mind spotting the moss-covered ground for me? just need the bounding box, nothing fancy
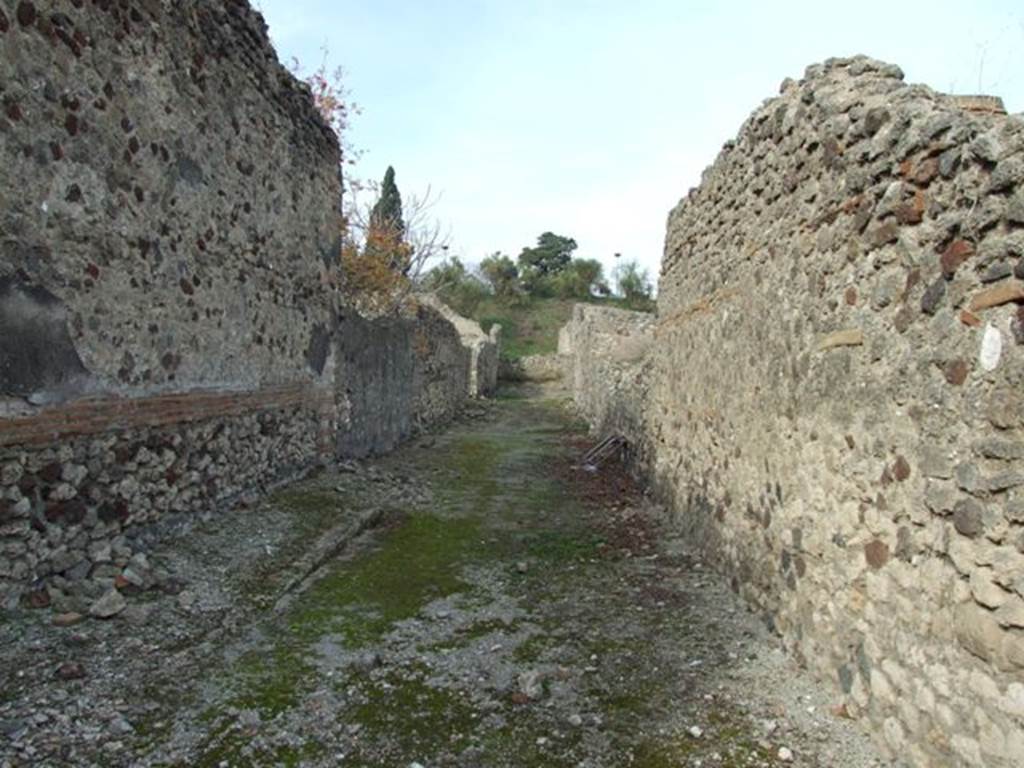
[123,395,793,767]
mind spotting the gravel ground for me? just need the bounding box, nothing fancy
[0,393,894,767]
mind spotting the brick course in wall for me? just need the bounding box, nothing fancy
[0,384,333,449]
[0,387,331,607]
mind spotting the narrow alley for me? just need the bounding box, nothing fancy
[1,393,886,767]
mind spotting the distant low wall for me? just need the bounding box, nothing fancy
[412,304,475,434]
[333,299,497,458]
[498,353,567,382]
[420,295,500,397]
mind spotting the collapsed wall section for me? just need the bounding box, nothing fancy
[420,295,500,398]
[0,0,341,607]
[572,55,1024,765]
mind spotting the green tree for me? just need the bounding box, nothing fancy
[479,252,520,296]
[547,258,604,299]
[364,166,412,275]
[517,232,577,290]
[613,259,654,309]
[370,166,405,238]
[422,257,489,316]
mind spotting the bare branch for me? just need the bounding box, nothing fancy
[340,181,453,316]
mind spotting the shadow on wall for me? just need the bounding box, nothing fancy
[333,311,416,458]
[0,276,90,402]
[333,299,499,458]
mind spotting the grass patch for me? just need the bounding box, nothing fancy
[230,645,312,715]
[518,529,602,563]
[511,630,554,664]
[475,728,584,768]
[629,728,777,768]
[477,297,576,359]
[474,296,647,360]
[441,436,506,507]
[612,705,779,768]
[344,670,477,761]
[170,395,610,764]
[455,617,517,641]
[188,511,482,761]
[192,719,326,768]
[287,512,482,647]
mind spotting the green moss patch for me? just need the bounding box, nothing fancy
[345,670,477,761]
[288,512,482,647]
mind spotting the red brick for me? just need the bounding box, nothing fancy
[941,240,974,277]
[0,384,321,447]
[959,310,981,328]
[865,539,890,569]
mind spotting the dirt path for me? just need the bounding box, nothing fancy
[0,394,890,767]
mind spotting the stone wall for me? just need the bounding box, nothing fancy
[0,0,343,608]
[0,2,495,607]
[0,0,341,398]
[572,56,1024,765]
[412,302,474,427]
[0,386,332,608]
[333,299,495,458]
[565,304,654,446]
[333,312,415,458]
[420,295,500,398]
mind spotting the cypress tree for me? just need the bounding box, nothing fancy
[370,166,405,239]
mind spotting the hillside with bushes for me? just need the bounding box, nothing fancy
[422,232,655,359]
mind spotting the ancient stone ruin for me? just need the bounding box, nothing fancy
[2,0,1023,764]
[567,56,1024,765]
[0,0,495,608]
